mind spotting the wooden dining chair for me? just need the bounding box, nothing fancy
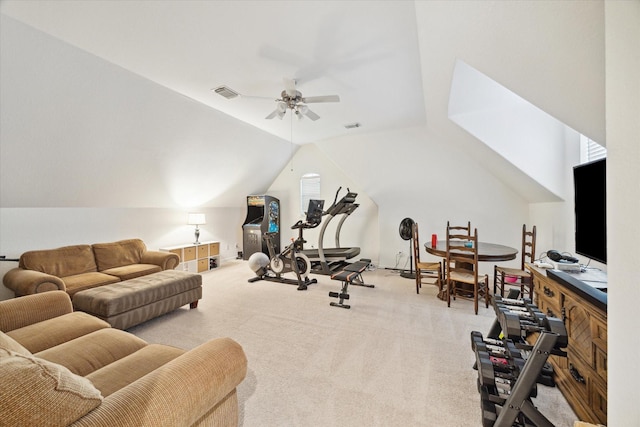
[445,222,489,314]
[493,224,537,299]
[412,222,442,294]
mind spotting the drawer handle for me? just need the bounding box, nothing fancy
[546,308,556,318]
[569,364,585,384]
[543,286,555,297]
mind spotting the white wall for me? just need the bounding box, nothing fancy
[0,15,289,209]
[606,1,640,424]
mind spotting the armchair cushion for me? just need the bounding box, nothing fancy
[0,347,103,426]
[0,331,31,356]
[7,312,110,354]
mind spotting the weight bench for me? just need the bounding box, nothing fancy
[329,258,373,309]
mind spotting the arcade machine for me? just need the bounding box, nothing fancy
[242,195,280,260]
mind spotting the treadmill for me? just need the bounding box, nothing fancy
[300,188,361,275]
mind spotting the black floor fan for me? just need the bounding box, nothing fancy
[399,217,415,279]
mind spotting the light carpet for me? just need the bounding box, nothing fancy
[128,260,577,427]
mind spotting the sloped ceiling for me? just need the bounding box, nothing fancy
[0,0,426,144]
[0,1,605,205]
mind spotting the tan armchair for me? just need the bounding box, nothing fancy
[0,291,247,426]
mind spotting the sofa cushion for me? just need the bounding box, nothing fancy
[101,263,162,281]
[92,239,146,271]
[19,244,98,278]
[86,343,185,397]
[0,347,103,426]
[6,311,111,354]
[0,331,31,356]
[61,272,121,296]
[35,328,148,377]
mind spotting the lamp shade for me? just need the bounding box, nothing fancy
[187,213,206,225]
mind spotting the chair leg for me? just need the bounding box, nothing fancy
[493,265,498,295]
[484,275,490,308]
[474,282,479,315]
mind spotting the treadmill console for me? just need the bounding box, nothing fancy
[306,199,325,227]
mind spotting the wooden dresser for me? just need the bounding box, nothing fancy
[527,264,607,425]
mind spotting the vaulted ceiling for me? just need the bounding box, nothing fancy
[1,1,605,204]
[0,1,604,143]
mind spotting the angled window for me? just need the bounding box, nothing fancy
[580,134,607,163]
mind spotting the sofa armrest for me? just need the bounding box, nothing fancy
[72,337,247,427]
[140,251,180,270]
[0,291,73,332]
[2,268,66,297]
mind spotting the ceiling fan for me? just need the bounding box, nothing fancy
[264,77,340,121]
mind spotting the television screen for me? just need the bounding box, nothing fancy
[573,158,607,264]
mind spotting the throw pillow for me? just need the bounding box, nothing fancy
[0,347,103,426]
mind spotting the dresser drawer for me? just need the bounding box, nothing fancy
[590,372,607,423]
[536,294,562,319]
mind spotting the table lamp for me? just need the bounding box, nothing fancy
[187,213,206,244]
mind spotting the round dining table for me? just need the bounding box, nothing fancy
[425,241,518,301]
[424,241,518,262]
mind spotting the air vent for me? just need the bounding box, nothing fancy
[212,85,239,99]
[344,122,361,129]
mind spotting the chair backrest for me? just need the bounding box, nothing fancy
[521,224,537,269]
[446,221,471,237]
[412,222,421,266]
[446,223,479,282]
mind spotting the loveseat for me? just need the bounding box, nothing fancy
[3,239,180,297]
[0,291,247,426]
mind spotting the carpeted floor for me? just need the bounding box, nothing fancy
[128,260,577,427]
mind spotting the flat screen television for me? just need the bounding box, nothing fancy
[573,158,607,264]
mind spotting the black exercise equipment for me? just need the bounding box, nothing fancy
[247,204,323,290]
[472,292,568,427]
[328,258,373,309]
[299,187,361,275]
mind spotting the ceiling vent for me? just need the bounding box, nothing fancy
[212,85,239,99]
[344,122,362,129]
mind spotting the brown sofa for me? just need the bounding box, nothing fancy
[3,239,180,297]
[0,291,247,426]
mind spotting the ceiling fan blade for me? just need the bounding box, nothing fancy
[302,108,320,121]
[283,77,297,97]
[266,101,287,120]
[301,95,340,103]
[265,109,279,120]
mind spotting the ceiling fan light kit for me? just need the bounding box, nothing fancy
[213,78,341,123]
[262,78,340,121]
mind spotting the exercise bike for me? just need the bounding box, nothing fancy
[247,205,323,290]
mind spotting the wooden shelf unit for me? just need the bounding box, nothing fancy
[526,264,607,425]
[160,241,220,273]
